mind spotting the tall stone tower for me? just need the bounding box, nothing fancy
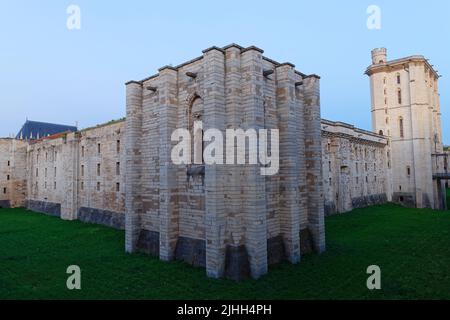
[366,48,445,209]
[124,44,326,280]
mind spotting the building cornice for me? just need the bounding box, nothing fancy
[365,55,440,78]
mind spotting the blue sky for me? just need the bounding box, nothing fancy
[1,0,449,143]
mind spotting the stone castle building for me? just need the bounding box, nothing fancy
[367,48,448,209]
[0,45,447,280]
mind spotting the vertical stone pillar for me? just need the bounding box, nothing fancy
[203,47,227,278]
[241,47,268,278]
[409,64,434,208]
[125,81,143,253]
[303,75,326,254]
[62,134,79,220]
[276,63,301,263]
[224,45,242,248]
[158,66,179,261]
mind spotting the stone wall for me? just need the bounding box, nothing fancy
[77,121,125,228]
[25,121,125,227]
[321,120,388,215]
[0,138,27,208]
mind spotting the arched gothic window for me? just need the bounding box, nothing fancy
[189,95,204,164]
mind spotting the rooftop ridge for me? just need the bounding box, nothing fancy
[126,44,314,84]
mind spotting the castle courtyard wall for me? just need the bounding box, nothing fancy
[321,120,388,215]
[25,120,125,228]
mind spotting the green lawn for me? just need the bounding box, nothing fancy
[1,204,450,300]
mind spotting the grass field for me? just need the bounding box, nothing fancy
[1,204,450,300]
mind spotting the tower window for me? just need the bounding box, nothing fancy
[81,165,84,177]
[97,182,101,191]
[98,143,101,154]
[190,95,204,164]
[97,164,101,176]
[116,162,120,175]
[116,183,120,192]
[7,161,10,166]
[117,140,121,154]
[81,146,85,157]
[7,175,10,181]
[397,74,401,84]
[407,166,411,176]
[397,89,402,104]
[3,188,6,194]
[399,117,404,138]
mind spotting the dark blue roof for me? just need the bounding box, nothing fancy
[16,120,78,140]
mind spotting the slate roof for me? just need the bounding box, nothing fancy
[16,120,78,140]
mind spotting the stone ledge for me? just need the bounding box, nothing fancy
[224,245,250,281]
[267,235,286,265]
[26,200,61,217]
[300,228,314,255]
[175,236,206,268]
[137,230,160,257]
[0,200,11,208]
[78,207,125,230]
[352,193,387,209]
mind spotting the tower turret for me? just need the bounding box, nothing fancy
[371,48,387,65]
